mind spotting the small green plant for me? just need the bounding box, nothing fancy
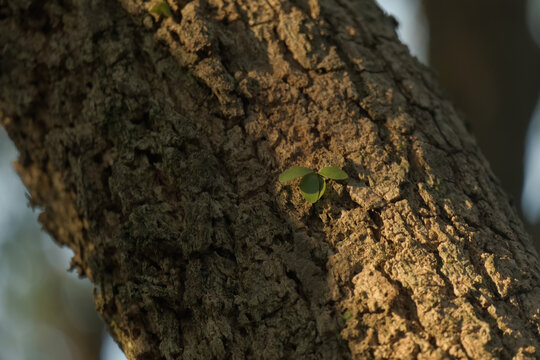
[342,310,353,321]
[278,166,348,203]
[150,0,172,17]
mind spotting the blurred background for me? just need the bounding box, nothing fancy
[0,1,539,358]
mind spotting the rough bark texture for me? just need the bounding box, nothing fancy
[1,0,540,359]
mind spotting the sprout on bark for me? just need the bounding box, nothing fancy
[278,166,348,203]
[150,1,172,18]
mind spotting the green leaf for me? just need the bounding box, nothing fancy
[299,173,324,203]
[317,176,326,201]
[343,310,353,321]
[318,166,348,180]
[279,166,314,183]
[150,1,172,17]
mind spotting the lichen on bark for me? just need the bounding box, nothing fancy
[1,0,540,359]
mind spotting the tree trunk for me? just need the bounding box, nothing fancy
[1,0,540,359]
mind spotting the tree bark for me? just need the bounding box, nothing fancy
[1,0,540,359]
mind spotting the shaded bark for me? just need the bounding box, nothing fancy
[1,0,540,359]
